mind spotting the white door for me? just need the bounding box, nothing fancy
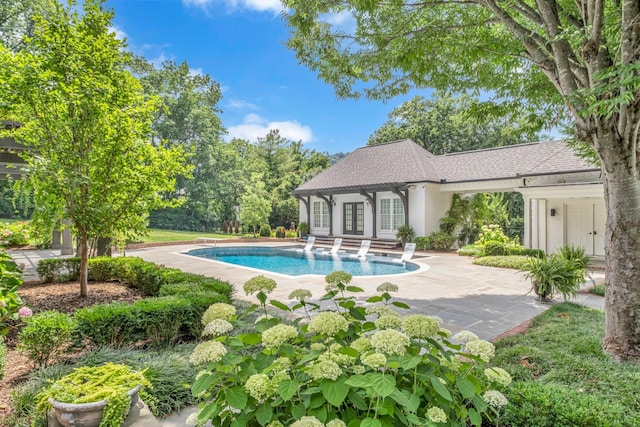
[566,201,606,256]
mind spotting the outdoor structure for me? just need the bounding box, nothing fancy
[293,139,604,257]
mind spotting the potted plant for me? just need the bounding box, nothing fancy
[395,224,415,247]
[520,249,587,301]
[35,363,152,427]
[297,221,310,238]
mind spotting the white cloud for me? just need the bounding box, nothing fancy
[226,114,313,142]
[149,53,169,68]
[228,98,259,110]
[322,10,353,26]
[189,67,203,77]
[109,25,127,41]
[182,0,285,14]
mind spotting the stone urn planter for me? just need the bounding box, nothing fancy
[48,385,141,427]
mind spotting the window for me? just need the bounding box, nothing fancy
[380,198,405,231]
[313,201,329,228]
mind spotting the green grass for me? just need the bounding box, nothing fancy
[134,228,236,243]
[589,283,605,296]
[472,255,529,270]
[494,303,640,426]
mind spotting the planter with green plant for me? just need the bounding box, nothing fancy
[35,363,152,427]
[520,246,590,301]
[297,221,310,238]
[395,223,415,247]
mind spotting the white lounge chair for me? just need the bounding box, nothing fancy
[392,242,416,263]
[296,236,316,252]
[319,238,343,256]
[349,240,371,258]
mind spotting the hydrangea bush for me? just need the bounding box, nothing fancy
[0,249,27,336]
[189,272,511,426]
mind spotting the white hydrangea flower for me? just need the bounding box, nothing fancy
[201,303,236,324]
[426,406,447,423]
[465,339,496,362]
[308,311,348,336]
[365,305,398,318]
[290,416,324,427]
[261,324,298,348]
[401,314,441,339]
[243,275,277,295]
[375,314,402,330]
[268,357,292,372]
[245,374,273,400]
[361,353,387,369]
[203,318,233,337]
[484,367,512,387]
[308,359,342,381]
[310,342,326,352]
[326,420,347,427]
[255,314,274,324]
[452,330,479,344]
[438,328,451,338]
[189,340,227,365]
[321,344,356,366]
[370,329,410,356]
[185,411,200,426]
[267,422,284,427]
[350,337,372,353]
[483,390,509,408]
[352,365,365,374]
[288,289,313,301]
[376,282,399,293]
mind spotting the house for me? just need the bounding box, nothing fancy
[292,139,604,256]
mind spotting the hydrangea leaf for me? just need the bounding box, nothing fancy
[320,378,349,407]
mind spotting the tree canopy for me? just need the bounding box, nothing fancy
[0,0,187,296]
[368,92,544,154]
[283,0,640,360]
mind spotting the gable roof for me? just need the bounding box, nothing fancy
[293,139,599,196]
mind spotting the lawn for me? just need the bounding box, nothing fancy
[133,228,236,243]
[493,302,640,426]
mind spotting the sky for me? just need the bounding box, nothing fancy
[105,0,429,155]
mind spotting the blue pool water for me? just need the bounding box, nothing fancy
[186,246,420,276]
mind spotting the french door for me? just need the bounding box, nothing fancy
[343,202,364,235]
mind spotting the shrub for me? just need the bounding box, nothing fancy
[88,257,119,282]
[189,272,511,426]
[0,336,6,381]
[73,292,230,348]
[18,310,73,368]
[458,244,483,257]
[501,381,632,426]
[0,221,30,247]
[590,283,605,296]
[64,258,81,281]
[259,224,272,237]
[473,255,531,270]
[428,230,456,251]
[521,255,582,300]
[414,236,430,250]
[505,247,545,258]
[475,224,510,246]
[395,223,415,243]
[36,259,64,283]
[484,241,507,256]
[275,226,286,238]
[0,250,26,336]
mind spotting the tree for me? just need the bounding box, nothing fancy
[0,0,187,297]
[0,0,51,52]
[283,1,640,360]
[240,173,272,236]
[369,92,543,154]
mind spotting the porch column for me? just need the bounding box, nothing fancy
[316,194,333,236]
[61,220,73,255]
[296,196,311,227]
[360,191,377,238]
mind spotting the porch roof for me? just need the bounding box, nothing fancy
[293,139,599,196]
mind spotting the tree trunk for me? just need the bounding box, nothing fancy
[79,235,89,298]
[598,133,640,361]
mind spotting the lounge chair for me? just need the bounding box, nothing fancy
[349,240,371,258]
[296,236,316,252]
[392,242,416,263]
[318,238,343,256]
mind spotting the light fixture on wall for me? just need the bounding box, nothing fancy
[550,208,556,217]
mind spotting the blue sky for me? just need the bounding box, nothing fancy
[106,0,428,154]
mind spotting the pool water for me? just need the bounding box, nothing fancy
[186,246,420,277]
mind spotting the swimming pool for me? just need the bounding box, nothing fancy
[186,246,421,277]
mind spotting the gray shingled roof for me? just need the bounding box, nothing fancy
[293,139,599,195]
[293,139,440,195]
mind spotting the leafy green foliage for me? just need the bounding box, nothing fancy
[191,272,510,426]
[240,174,272,236]
[0,221,30,247]
[419,231,456,251]
[0,249,25,336]
[395,224,415,242]
[589,283,605,297]
[17,310,73,368]
[0,336,6,381]
[34,363,152,427]
[36,258,81,283]
[494,303,640,425]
